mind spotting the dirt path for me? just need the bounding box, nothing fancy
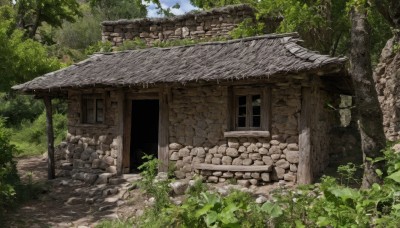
[4,156,145,228]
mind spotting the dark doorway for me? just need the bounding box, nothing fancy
[130,99,159,171]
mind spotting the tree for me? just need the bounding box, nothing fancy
[349,3,386,188]
[0,18,61,91]
[89,0,147,20]
[14,0,82,38]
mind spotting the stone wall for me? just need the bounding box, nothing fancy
[374,36,400,141]
[168,83,300,185]
[101,4,280,48]
[55,89,121,184]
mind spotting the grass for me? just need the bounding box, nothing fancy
[10,111,67,157]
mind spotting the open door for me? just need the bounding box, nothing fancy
[130,99,159,171]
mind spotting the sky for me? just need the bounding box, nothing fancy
[146,0,198,17]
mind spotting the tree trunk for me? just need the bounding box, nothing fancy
[350,6,387,188]
[44,96,55,180]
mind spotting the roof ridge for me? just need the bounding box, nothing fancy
[94,33,301,56]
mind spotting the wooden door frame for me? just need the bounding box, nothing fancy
[120,90,169,174]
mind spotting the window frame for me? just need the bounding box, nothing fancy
[231,87,271,131]
[81,93,106,124]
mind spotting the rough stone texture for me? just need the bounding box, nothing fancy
[101,5,281,48]
[374,36,400,140]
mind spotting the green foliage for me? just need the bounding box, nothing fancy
[138,154,171,213]
[337,162,359,186]
[230,18,264,39]
[0,19,62,91]
[84,40,113,55]
[11,110,67,157]
[96,218,135,228]
[115,38,147,51]
[89,0,147,20]
[15,0,82,38]
[0,117,19,219]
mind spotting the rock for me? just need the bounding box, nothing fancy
[228,140,239,149]
[193,157,205,164]
[109,178,125,185]
[268,146,281,155]
[205,154,213,163]
[103,156,114,165]
[66,197,84,205]
[251,173,260,179]
[240,153,249,159]
[262,156,273,165]
[174,171,186,179]
[275,159,290,169]
[262,143,271,149]
[104,197,119,203]
[209,146,218,154]
[213,171,223,176]
[178,148,190,157]
[271,154,280,161]
[218,146,227,154]
[182,156,192,164]
[222,172,234,178]
[155,172,168,182]
[226,148,239,157]
[96,173,114,184]
[279,143,288,150]
[255,195,268,204]
[261,173,270,182]
[259,148,269,155]
[392,144,400,153]
[219,178,226,183]
[247,144,258,152]
[243,172,251,179]
[287,143,299,151]
[235,172,243,178]
[83,173,98,184]
[170,181,189,195]
[170,152,179,160]
[106,166,117,173]
[232,158,243,165]
[290,164,298,172]
[254,160,264,165]
[250,153,261,160]
[273,167,285,180]
[212,157,221,165]
[249,179,258,185]
[270,140,280,145]
[284,173,297,182]
[169,143,183,150]
[61,162,73,170]
[286,151,299,163]
[243,158,253,165]
[208,176,218,183]
[197,148,206,158]
[237,180,250,187]
[238,146,246,153]
[222,156,232,165]
[91,159,101,169]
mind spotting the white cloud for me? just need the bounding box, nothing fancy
[146,0,198,17]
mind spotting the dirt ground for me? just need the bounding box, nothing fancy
[3,156,147,228]
[3,156,290,228]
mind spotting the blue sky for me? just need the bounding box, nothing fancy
[146,0,198,17]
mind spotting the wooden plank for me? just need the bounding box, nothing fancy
[193,164,272,172]
[261,87,272,131]
[297,87,313,184]
[224,131,270,138]
[158,87,170,172]
[227,86,234,131]
[43,96,55,180]
[122,96,132,174]
[116,91,125,175]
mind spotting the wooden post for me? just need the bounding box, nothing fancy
[158,88,170,172]
[116,91,124,175]
[297,88,313,184]
[43,96,55,180]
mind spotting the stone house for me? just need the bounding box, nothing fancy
[13,5,352,185]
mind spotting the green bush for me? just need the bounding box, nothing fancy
[11,111,67,157]
[0,117,19,219]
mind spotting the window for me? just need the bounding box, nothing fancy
[232,87,270,130]
[82,94,105,124]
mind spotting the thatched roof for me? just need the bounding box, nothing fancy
[13,33,347,93]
